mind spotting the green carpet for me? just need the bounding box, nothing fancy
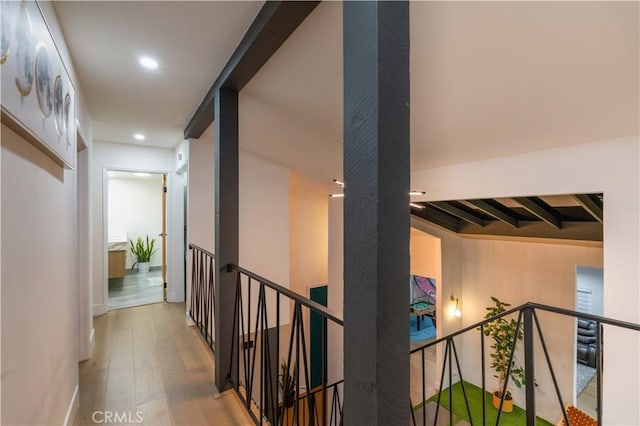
[420,381,553,426]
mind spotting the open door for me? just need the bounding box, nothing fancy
[162,174,167,301]
[310,285,328,389]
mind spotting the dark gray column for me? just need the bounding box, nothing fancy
[214,87,239,392]
[343,2,410,424]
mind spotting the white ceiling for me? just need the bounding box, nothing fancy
[54,1,638,180]
[53,1,264,148]
[241,1,639,180]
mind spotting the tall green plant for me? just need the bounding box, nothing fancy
[483,297,525,398]
[279,360,296,408]
[129,235,157,269]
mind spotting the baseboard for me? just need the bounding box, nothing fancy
[93,303,107,316]
[63,385,79,426]
[186,311,195,326]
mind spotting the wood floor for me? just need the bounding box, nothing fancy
[74,302,253,425]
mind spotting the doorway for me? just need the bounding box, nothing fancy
[575,265,603,418]
[106,170,167,310]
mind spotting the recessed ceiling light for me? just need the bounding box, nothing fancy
[133,133,145,141]
[139,56,158,69]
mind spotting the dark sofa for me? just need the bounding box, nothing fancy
[576,319,598,368]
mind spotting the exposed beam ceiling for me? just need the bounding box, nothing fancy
[428,201,485,227]
[412,193,603,242]
[513,197,562,230]
[465,199,520,228]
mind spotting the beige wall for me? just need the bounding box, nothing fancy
[289,171,329,297]
[0,4,93,423]
[460,238,602,421]
[411,217,604,421]
[187,138,215,253]
[185,136,215,318]
[410,228,441,284]
[1,125,79,425]
[411,136,639,424]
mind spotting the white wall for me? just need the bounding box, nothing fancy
[186,137,214,317]
[1,125,79,425]
[184,137,293,329]
[42,0,95,365]
[239,151,291,329]
[411,136,640,425]
[108,174,163,268]
[91,141,183,313]
[1,4,92,423]
[187,138,215,252]
[576,266,604,316]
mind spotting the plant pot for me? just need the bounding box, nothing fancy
[137,262,150,273]
[492,391,513,413]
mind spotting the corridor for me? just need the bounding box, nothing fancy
[74,303,251,425]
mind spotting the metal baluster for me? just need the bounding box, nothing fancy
[451,338,473,425]
[480,324,486,426]
[497,311,523,425]
[448,339,453,426]
[434,340,449,425]
[596,321,603,426]
[523,307,535,426]
[531,310,568,426]
[276,292,281,425]
[421,349,425,426]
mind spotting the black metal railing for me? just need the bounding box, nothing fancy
[410,302,640,426]
[188,244,216,352]
[226,264,344,425]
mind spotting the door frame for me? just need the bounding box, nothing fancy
[102,166,172,311]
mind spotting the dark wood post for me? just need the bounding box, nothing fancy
[214,87,239,392]
[343,1,410,424]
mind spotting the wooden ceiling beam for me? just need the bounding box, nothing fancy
[184,1,320,139]
[412,206,459,233]
[572,194,603,223]
[513,197,562,229]
[428,201,485,227]
[465,199,519,228]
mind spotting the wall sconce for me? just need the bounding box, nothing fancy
[450,295,462,318]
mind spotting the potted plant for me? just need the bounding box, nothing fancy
[483,296,526,413]
[129,235,157,273]
[279,360,297,424]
